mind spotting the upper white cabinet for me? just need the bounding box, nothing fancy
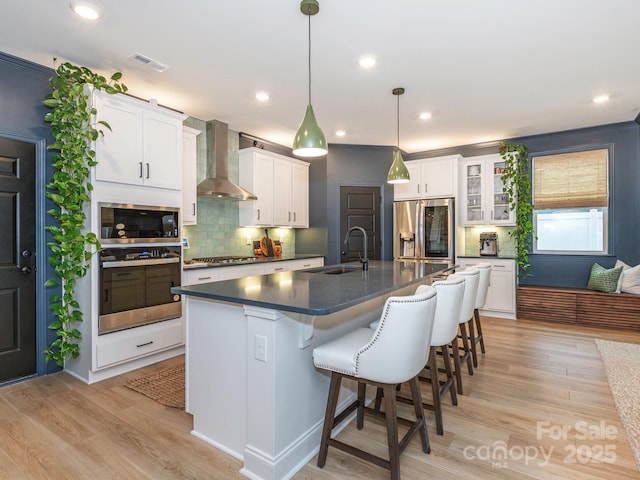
[94,91,185,190]
[273,158,309,227]
[182,126,201,225]
[393,155,460,200]
[460,154,515,226]
[239,148,309,228]
[238,148,275,226]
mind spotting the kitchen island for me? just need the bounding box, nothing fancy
[172,260,452,480]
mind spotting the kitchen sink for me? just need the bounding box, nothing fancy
[306,265,363,274]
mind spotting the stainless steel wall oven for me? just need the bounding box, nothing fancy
[99,246,182,335]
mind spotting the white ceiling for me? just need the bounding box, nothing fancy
[2,0,639,153]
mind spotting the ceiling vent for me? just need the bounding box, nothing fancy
[128,52,169,72]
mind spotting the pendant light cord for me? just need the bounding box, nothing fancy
[308,14,312,105]
[396,94,400,149]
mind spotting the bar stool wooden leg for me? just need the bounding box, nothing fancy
[382,383,400,480]
[357,382,366,429]
[459,322,474,375]
[408,376,430,454]
[474,308,486,354]
[468,317,478,368]
[440,344,457,406]
[318,371,342,468]
[451,336,464,395]
[427,346,443,436]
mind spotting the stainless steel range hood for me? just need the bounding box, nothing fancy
[197,120,257,200]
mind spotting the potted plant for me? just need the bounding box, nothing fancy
[43,60,127,367]
[499,142,535,277]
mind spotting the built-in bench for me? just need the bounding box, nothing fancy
[517,285,640,332]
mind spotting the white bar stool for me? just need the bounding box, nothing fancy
[313,288,438,480]
[454,267,479,394]
[416,275,465,435]
[471,262,492,366]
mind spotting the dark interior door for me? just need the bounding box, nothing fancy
[339,186,381,263]
[0,138,36,383]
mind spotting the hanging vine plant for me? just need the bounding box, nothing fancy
[499,142,535,277]
[43,60,127,367]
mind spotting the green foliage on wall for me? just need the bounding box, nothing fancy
[42,60,127,367]
[499,142,535,277]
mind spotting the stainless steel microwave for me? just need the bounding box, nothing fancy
[99,203,180,244]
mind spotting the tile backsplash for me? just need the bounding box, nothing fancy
[461,226,516,257]
[181,117,295,259]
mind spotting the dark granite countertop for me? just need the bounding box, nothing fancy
[183,253,325,270]
[173,260,453,315]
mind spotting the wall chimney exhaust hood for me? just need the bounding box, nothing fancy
[197,120,257,201]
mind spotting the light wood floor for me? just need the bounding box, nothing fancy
[1,317,639,480]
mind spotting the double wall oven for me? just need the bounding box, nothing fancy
[98,204,182,335]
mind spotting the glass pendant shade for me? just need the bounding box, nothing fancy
[293,104,327,157]
[387,149,410,184]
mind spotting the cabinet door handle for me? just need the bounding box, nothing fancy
[303,263,311,267]
[493,265,506,268]
[192,203,196,215]
[293,212,296,222]
[417,184,420,194]
[198,276,212,281]
[274,267,284,271]
[481,210,484,220]
[146,163,150,179]
[491,211,494,220]
[139,162,143,178]
[424,183,427,193]
[288,212,291,222]
[257,209,261,220]
[136,341,154,348]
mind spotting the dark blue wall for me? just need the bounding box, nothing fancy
[0,52,60,374]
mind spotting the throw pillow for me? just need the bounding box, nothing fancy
[621,264,640,295]
[586,263,624,293]
[614,260,631,293]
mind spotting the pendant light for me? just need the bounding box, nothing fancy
[293,0,328,157]
[387,87,411,184]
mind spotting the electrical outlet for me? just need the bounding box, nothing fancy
[246,235,252,245]
[254,334,267,362]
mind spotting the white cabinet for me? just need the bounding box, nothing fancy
[239,148,309,228]
[182,126,201,225]
[238,149,275,226]
[460,154,515,226]
[95,319,184,369]
[456,257,515,318]
[94,91,185,190]
[274,158,309,227]
[394,155,460,200]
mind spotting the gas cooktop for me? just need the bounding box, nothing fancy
[192,256,259,265]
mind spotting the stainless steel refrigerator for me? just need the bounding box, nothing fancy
[393,198,455,262]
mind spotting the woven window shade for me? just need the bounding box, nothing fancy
[533,149,608,209]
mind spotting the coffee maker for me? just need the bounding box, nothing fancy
[479,232,498,256]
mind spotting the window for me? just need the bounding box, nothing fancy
[532,148,608,254]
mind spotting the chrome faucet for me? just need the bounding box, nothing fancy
[343,226,368,271]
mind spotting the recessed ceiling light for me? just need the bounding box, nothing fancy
[593,94,610,104]
[69,2,102,20]
[358,55,377,68]
[419,112,432,120]
[335,130,346,137]
[255,92,270,101]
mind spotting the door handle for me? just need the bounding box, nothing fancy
[19,265,32,274]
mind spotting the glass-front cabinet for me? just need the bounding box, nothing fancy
[460,154,515,226]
